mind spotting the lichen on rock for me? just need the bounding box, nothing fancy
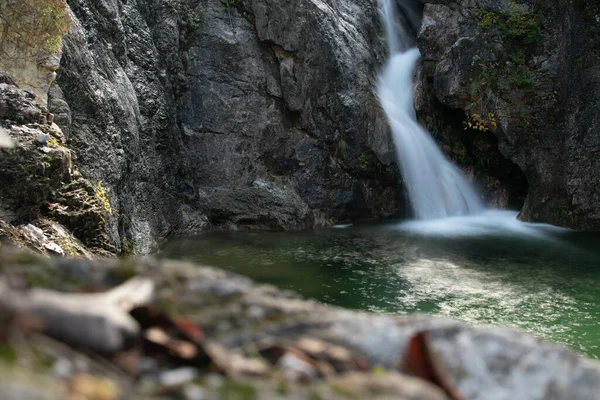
[0,73,111,258]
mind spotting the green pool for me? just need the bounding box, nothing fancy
[162,211,600,359]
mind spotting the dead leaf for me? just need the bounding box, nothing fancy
[68,373,119,400]
[144,327,198,360]
[402,331,466,400]
[295,336,368,373]
[174,319,205,342]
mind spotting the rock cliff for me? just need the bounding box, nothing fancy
[415,0,600,229]
[49,0,405,253]
[3,0,600,254]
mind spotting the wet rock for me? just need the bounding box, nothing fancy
[47,84,71,140]
[203,184,313,231]
[45,177,115,254]
[416,0,600,229]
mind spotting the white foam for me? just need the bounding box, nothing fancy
[394,210,566,238]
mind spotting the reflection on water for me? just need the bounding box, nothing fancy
[162,218,600,359]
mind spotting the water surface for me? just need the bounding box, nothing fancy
[163,212,600,359]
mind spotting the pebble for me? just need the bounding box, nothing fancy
[182,385,207,400]
[277,352,319,382]
[35,133,49,145]
[158,367,199,387]
[44,242,65,256]
[52,358,73,379]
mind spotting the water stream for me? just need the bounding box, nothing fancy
[163,0,600,361]
[379,0,485,220]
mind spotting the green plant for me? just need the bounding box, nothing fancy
[218,380,256,400]
[475,9,500,30]
[337,139,349,160]
[0,0,72,61]
[47,137,60,147]
[474,3,540,43]
[509,50,526,66]
[509,67,532,86]
[359,152,369,170]
[504,3,539,42]
[518,111,531,127]
[464,112,497,132]
[222,0,239,13]
[466,58,500,131]
[95,181,112,215]
[165,0,204,29]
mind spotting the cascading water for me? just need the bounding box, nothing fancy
[378,0,484,220]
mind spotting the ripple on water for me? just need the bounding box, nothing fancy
[163,218,600,359]
[394,257,598,357]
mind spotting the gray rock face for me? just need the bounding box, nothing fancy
[52,0,404,253]
[0,76,114,257]
[415,0,600,229]
[0,79,41,125]
[0,82,69,224]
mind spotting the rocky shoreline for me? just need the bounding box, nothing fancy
[0,248,599,400]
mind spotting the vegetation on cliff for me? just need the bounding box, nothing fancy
[0,0,71,61]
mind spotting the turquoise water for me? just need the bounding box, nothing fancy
[162,213,600,359]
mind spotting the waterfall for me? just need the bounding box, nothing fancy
[378,0,484,220]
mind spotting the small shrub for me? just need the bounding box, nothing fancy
[337,139,349,160]
[95,181,112,215]
[165,0,204,29]
[509,50,526,66]
[475,10,500,30]
[221,0,239,13]
[474,3,540,43]
[464,112,497,132]
[509,67,532,86]
[0,0,72,61]
[359,152,369,170]
[504,3,539,43]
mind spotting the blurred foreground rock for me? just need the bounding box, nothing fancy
[0,248,598,400]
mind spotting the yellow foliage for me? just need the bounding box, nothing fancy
[95,181,113,215]
[464,112,497,132]
[0,0,72,59]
